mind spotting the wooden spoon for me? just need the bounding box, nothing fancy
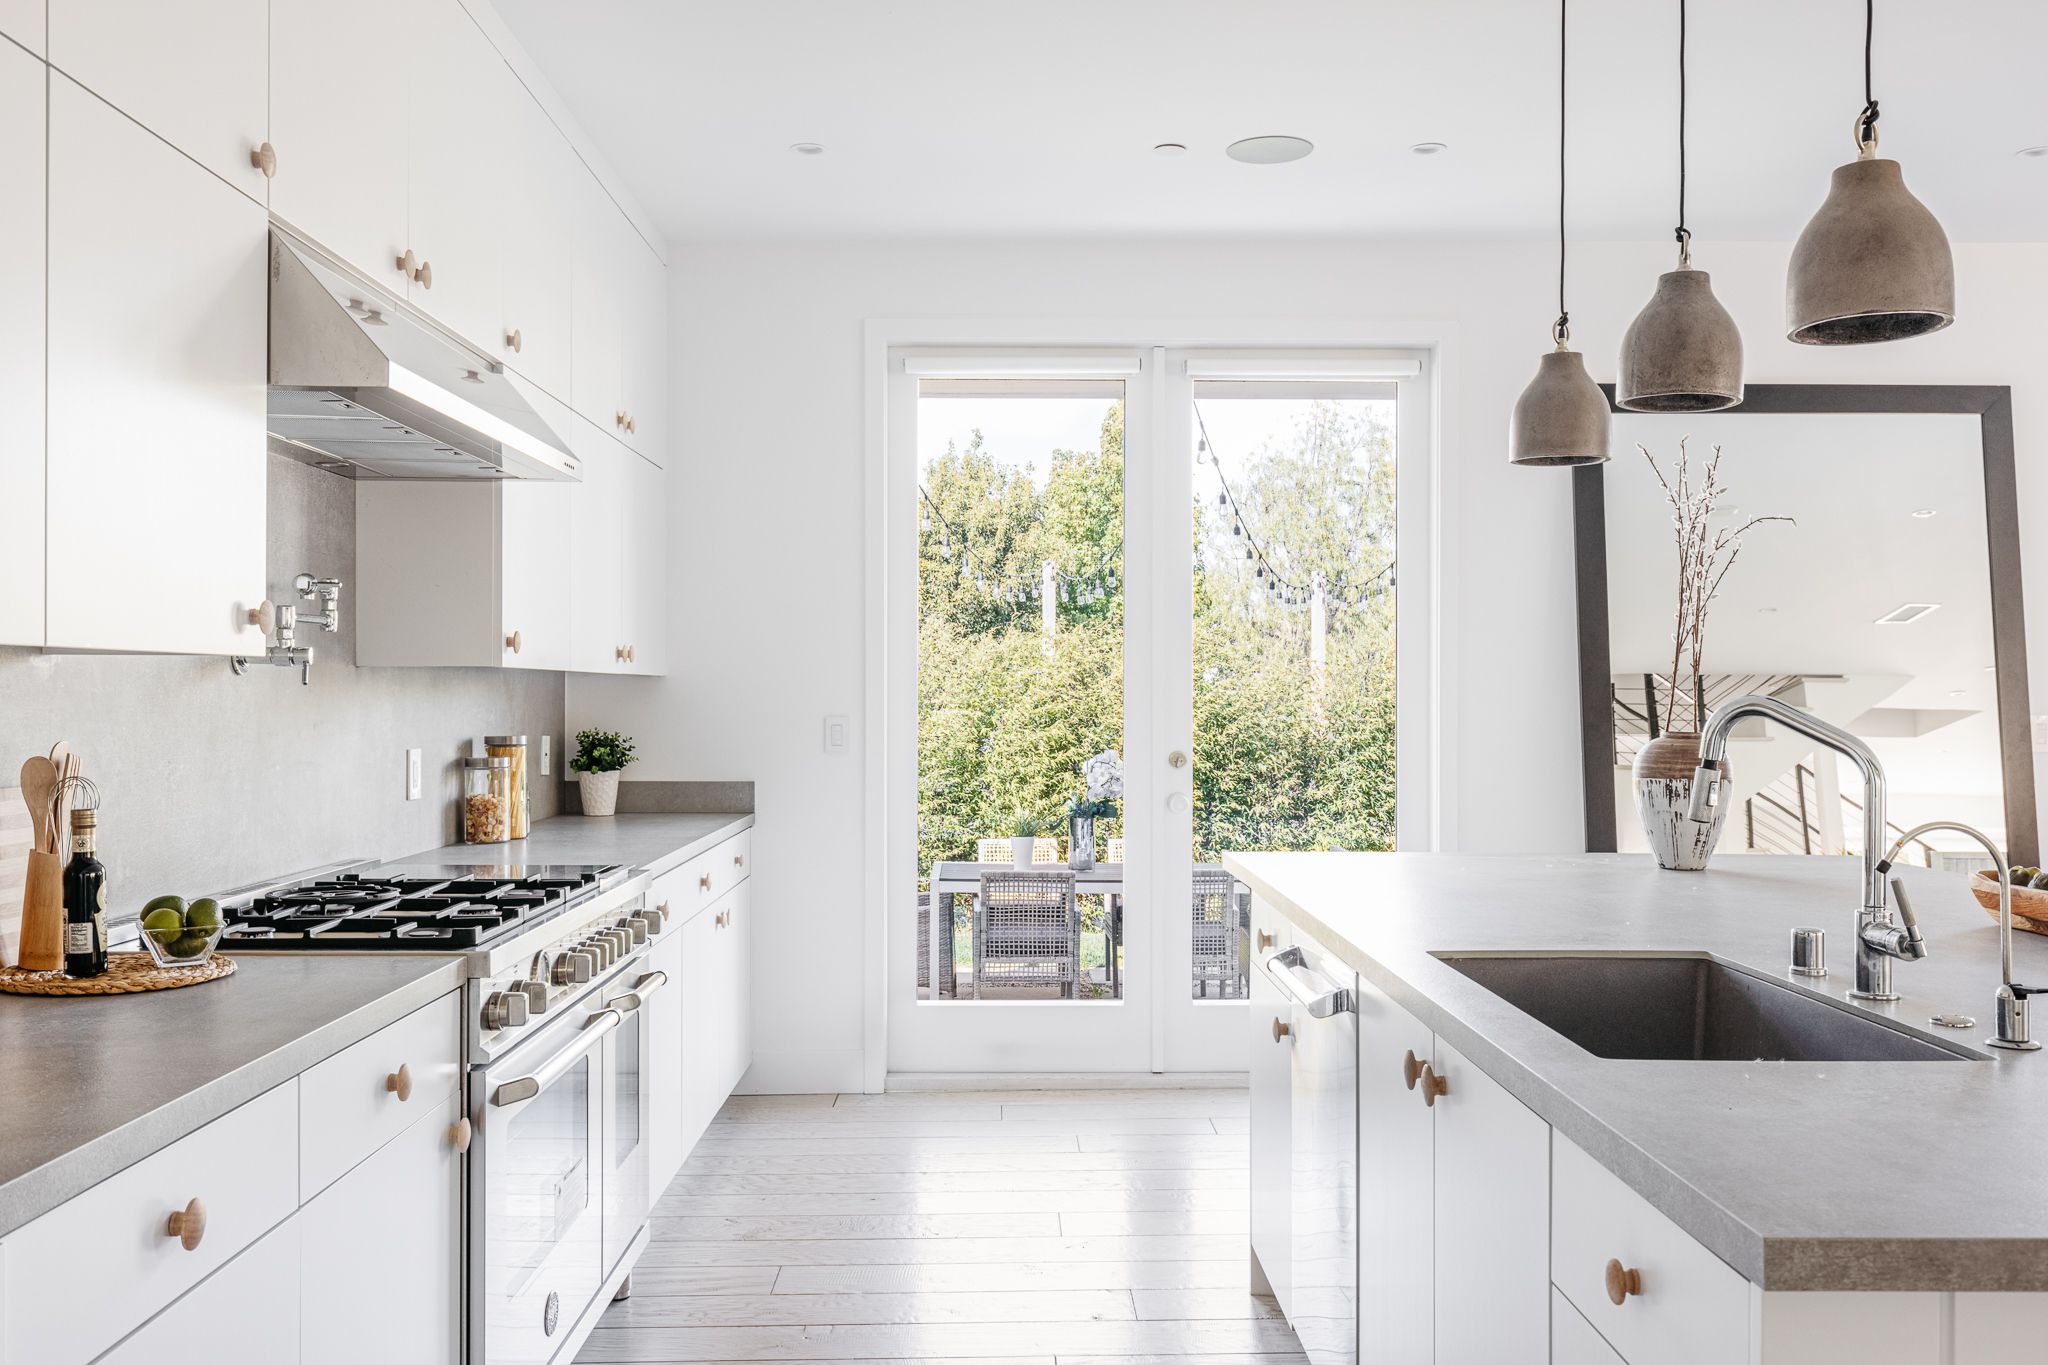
[18,757,57,854]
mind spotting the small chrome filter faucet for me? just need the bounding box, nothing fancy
[1878,822,2042,1052]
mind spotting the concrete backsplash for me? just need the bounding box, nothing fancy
[0,454,566,917]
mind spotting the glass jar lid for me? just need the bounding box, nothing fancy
[464,756,511,769]
[484,735,527,747]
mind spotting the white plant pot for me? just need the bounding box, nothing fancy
[579,770,621,818]
[1010,836,1035,866]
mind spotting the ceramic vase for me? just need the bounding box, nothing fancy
[579,769,621,818]
[1069,817,1096,871]
[1633,733,1729,871]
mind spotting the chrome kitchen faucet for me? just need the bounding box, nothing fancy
[1879,821,2042,1051]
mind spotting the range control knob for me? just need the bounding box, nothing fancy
[608,926,633,955]
[516,980,548,1014]
[624,916,649,944]
[586,937,614,969]
[551,952,592,986]
[482,990,530,1031]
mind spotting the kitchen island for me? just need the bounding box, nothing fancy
[1230,850,2048,1363]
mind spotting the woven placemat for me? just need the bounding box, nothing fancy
[0,952,236,996]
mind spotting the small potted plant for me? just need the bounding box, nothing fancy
[1008,813,1042,867]
[571,728,636,818]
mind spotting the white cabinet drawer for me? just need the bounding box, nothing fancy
[2,1082,297,1365]
[1553,1133,1748,1365]
[300,991,462,1198]
[1552,1285,1627,1365]
[1249,895,1290,959]
[98,1219,301,1365]
[1247,953,1291,1316]
[662,829,753,925]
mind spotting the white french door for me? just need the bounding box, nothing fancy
[883,344,1431,1076]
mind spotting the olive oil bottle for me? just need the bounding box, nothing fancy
[62,808,108,978]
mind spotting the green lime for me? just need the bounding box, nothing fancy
[142,907,185,939]
[168,931,211,959]
[142,894,187,918]
[185,899,222,930]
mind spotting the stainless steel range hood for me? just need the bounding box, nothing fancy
[266,230,578,482]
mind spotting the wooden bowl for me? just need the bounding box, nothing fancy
[1968,871,2048,936]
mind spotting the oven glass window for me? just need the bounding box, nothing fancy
[615,1012,642,1165]
[497,1054,592,1292]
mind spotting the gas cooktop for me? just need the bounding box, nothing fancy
[219,863,624,951]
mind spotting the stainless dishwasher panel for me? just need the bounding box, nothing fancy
[1277,933,1358,1365]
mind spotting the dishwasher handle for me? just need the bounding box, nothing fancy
[1261,944,1355,1018]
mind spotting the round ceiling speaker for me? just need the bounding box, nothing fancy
[1225,135,1314,165]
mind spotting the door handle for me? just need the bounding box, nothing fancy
[490,1009,621,1107]
[1264,945,1355,1017]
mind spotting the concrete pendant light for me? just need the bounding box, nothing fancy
[1786,0,1955,345]
[1618,0,1743,412]
[1511,0,1609,467]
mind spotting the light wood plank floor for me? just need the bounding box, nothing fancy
[577,1086,1301,1365]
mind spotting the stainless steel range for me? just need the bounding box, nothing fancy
[220,859,666,1364]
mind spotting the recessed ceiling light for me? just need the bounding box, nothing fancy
[789,142,825,156]
[1949,689,1968,697]
[2017,145,2048,159]
[1874,602,1941,625]
[1910,507,1937,518]
[1226,135,1314,165]
[1410,141,1448,156]
[1153,142,1188,157]
[1756,606,1779,615]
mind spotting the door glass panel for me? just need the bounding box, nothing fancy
[615,1015,641,1164]
[492,1055,591,1293]
[1189,382,1399,999]
[916,377,1127,1002]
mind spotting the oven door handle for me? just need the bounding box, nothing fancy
[489,1008,623,1108]
[609,969,669,1014]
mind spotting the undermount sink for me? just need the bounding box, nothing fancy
[1435,953,1976,1062]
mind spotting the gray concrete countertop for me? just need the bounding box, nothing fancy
[1225,850,2048,1292]
[393,812,754,878]
[0,954,459,1238]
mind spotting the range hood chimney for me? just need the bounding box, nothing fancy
[266,229,578,482]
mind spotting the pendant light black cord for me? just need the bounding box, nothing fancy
[1555,0,1569,340]
[1674,0,1689,254]
[1858,0,1880,145]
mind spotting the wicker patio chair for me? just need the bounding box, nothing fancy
[1105,837,1125,864]
[1192,869,1242,998]
[917,891,930,991]
[972,869,1080,999]
[975,837,1062,865]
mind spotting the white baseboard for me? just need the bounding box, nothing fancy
[734,1047,866,1095]
[885,1071,1250,1091]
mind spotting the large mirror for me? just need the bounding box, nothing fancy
[1575,386,2037,869]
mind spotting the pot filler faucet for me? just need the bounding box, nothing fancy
[1688,694,1925,1002]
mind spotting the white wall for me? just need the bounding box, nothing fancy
[569,236,2048,1092]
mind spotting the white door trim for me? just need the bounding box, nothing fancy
[862,316,1458,1092]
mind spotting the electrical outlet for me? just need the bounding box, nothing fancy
[405,748,422,800]
[540,734,552,777]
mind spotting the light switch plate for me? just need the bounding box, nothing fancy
[405,748,422,800]
[540,734,552,776]
[824,714,850,754]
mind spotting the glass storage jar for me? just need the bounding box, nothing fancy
[485,735,529,839]
[463,756,513,844]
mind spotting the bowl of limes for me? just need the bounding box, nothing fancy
[138,895,226,968]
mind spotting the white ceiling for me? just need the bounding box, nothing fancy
[494,0,2048,243]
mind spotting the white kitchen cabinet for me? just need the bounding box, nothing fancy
[497,90,578,401]
[0,43,42,647]
[298,1093,463,1365]
[49,0,268,201]
[1551,1286,1626,1365]
[675,891,724,1144]
[1431,1036,1549,1364]
[646,920,688,1195]
[620,447,668,674]
[721,877,754,1091]
[268,0,410,285]
[1247,954,1292,1314]
[0,0,41,55]
[620,233,668,466]
[97,1221,302,1365]
[404,0,516,352]
[571,171,627,437]
[1356,978,1433,1365]
[299,991,464,1199]
[45,73,269,657]
[568,417,627,672]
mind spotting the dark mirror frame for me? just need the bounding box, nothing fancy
[1573,384,2038,866]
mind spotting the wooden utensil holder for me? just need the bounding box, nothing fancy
[19,850,63,971]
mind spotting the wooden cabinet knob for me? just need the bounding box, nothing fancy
[626,415,637,434]
[245,599,272,628]
[699,873,711,891]
[386,1062,413,1102]
[615,410,628,429]
[1256,929,1274,951]
[1418,1062,1448,1107]
[1402,1049,1423,1090]
[1605,1258,1643,1305]
[249,141,277,177]
[1272,1016,1291,1044]
[397,249,418,280]
[615,645,628,662]
[505,629,522,654]
[165,1197,206,1251]
[448,1116,473,1154]
[505,327,523,353]
[733,854,743,868]
[625,644,636,662]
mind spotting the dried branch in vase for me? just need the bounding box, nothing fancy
[1640,439,1794,732]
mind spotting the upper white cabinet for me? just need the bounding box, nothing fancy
[45,74,268,656]
[567,417,626,672]
[48,0,269,201]
[404,0,514,350]
[0,0,42,55]
[497,91,578,400]
[571,169,627,436]
[620,233,668,466]
[0,43,43,647]
[269,0,411,281]
[620,447,668,674]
